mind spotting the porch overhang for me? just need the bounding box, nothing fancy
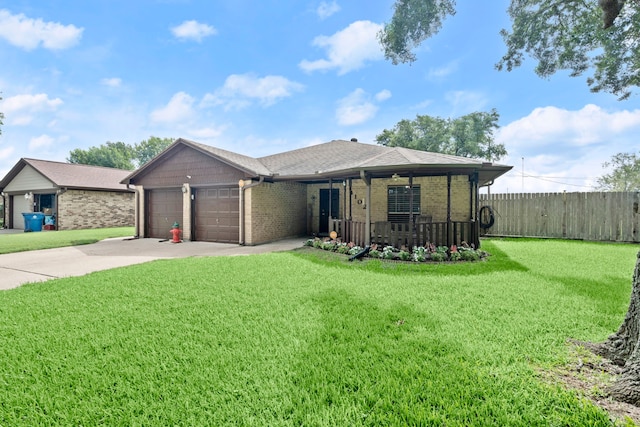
[268,162,512,186]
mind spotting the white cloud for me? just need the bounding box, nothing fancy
[487,104,640,193]
[316,1,340,19]
[101,77,122,88]
[171,20,217,42]
[150,92,196,123]
[0,9,83,50]
[299,20,384,75]
[336,88,378,126]
[2,93,63,113]
[1,93,63,125]
[202,74,304,110]
[375,89,392,102]
[498,104,640,148]
[29,134,54,151]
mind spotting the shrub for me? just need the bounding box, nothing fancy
[431,252,446,262]
[382,246,395,259]
[460,248,480,261]
[322,241,337,251]
[411,246,427,262]
[369,249,381,258]
[336,243,350,254]
[348,246,363,256]
[398,250,411,261]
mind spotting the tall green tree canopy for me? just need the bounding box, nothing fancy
[378,0,640,99]
[376,109,507,161]
[68,141,135,170]
[596,151,640,191]
[134,136,173,166]
[67,137,174,170]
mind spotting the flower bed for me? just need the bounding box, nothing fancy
[303,238,488,262]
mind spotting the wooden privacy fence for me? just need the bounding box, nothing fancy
[479,192,640,243]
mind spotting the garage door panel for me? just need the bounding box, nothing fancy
[194,187,239,243]
[147,189,182,239]
[12,196,29,229]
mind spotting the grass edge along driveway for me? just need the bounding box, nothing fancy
[0,227,135,254]
[0,238,636,426]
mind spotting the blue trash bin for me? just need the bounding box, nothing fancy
[22,212,44,232]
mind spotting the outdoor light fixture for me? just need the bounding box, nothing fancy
[392,173,400,181]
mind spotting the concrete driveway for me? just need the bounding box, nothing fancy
[0,236,306,290]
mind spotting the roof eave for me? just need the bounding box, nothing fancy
[272,163,512,182]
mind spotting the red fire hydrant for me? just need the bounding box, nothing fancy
[170,222,182,243]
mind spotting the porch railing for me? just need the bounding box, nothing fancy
[330,219,479,248]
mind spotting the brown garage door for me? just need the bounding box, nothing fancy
[194,187,239,243]
[146,189,183,239]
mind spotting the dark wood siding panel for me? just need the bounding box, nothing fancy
[146,189,182,238]
[194,187,239,243]
[135,145,246,187]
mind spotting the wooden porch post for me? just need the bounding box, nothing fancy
[328,178,333,225]
[348,178,353,220]
[471,172,480,248]
[408,174,414,248]
[361,170,371,246]
[447,173,452,247]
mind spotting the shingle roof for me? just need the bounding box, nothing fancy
[259,139,504,178]
[182,139,273,176]
[0,158,133,192]
[122,138,512,186]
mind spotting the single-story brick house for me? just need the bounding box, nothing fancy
[0,158,135,230]
[122,138,511,247]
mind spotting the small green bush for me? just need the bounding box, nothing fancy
[431,252,446,262]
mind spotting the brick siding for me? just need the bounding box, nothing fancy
[245,181,307,245]
[57,190,135,230]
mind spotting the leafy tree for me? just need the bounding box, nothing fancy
[134,136,173,167]
[67,137,174,170]
[378,0,640,99]
[68,141,135,170]
[376,109,507,161]
[596,152,640,191]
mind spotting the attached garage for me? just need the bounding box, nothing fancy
[193,187,239,243]
[146,189,182,239]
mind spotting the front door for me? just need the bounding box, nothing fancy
[319,188,339,234]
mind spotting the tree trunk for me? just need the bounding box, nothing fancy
[594,250,640,404]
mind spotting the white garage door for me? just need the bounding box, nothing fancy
[12,195,30,230]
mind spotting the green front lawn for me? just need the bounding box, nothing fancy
[0,239,636,425]
[0,227,135,254]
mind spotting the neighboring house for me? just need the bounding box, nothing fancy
[0,158,135,231]
[122,138,512,247]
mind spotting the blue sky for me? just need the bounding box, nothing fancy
[1,0,639,193]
